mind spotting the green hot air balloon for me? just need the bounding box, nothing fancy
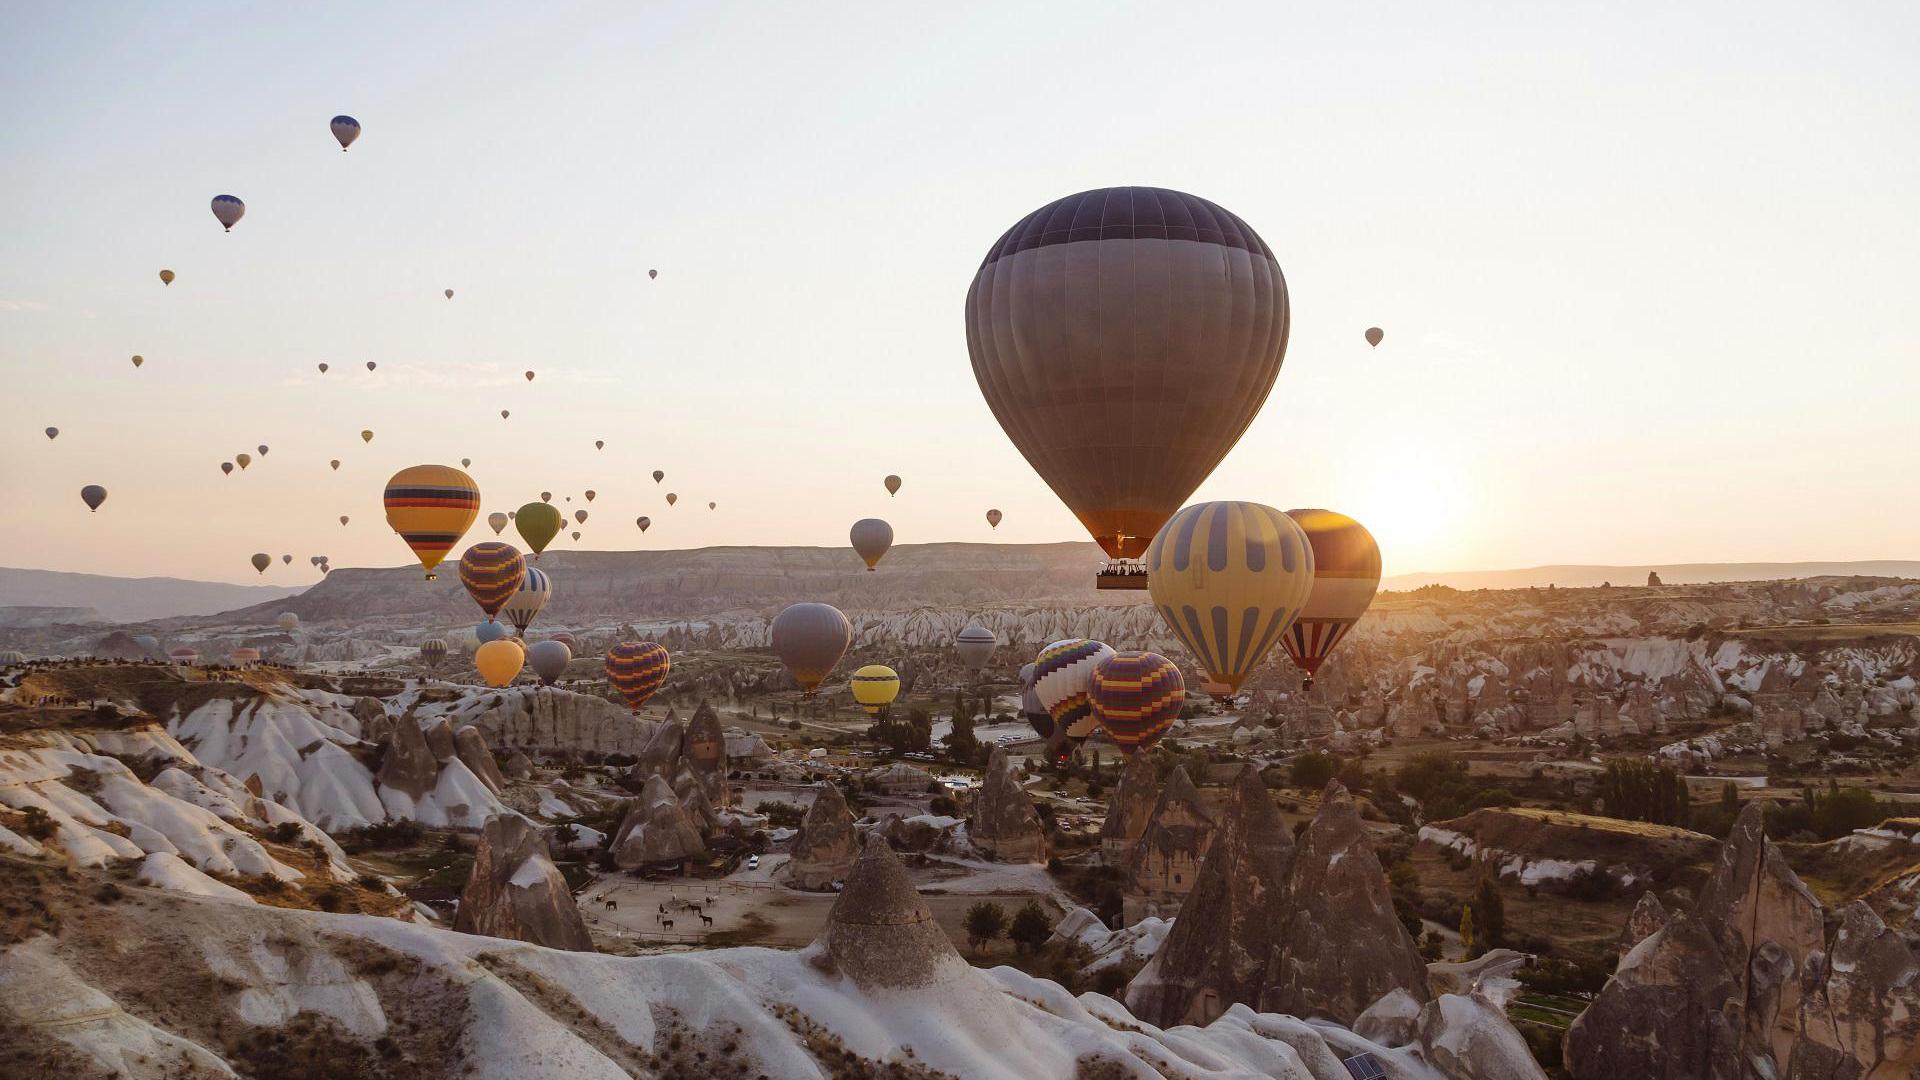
[515,501,563,558]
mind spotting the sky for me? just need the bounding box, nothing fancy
[2,2,1917,586]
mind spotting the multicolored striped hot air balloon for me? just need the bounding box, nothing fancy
[499,565,552,636]
[383,465,480,580]
[458,542,525,621]
[1280,509,1382,690]
[420,638,449,668]
[850,664,901,716]
[1033,638,1116,749]
[605,642,670,712]
[1090,651,1185,753]
[1144,501,1314,701]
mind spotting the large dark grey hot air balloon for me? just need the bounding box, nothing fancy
[849,518,893,571]
[526,639,571,685]
[770,602,852,697]
[966,187,1289,565]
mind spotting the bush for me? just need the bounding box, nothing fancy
[16,806,56,841]
[759,800,805,828]
[265,821,304,845]
[94,883,125,904]
[1009,901,1052,955]
[1290,751,1342,791]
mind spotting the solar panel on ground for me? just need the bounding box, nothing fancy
[1341,1052,1388,1080]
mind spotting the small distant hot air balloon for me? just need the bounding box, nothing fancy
[1280,509,1382,690]
[1365,327,1384,348]
[80,485,107,512]
[236,453,252,469]
[1090,651,1185,753]
[527,639,571,684]
[594,440,604,450]
[652,470,664,483]
[850,665,901,716]
[330,115,360,151]
[500,565,552,636]
[383,464,481,580]
[849,518,893,571]
[1144,501,1314,700]
[708,501,716,511]
[540,492,552,503]
[169,646,200,666]
[986,509,1002,529]
[573,510,588,525]
[366,361,377,372]
[360,430,373,443]
[954,624,998,675]
[445,289,454,300]
[221,462,234,475]
[515,502,563,557]
[45,427,58,440]
[501,410,510,420]
[420,638,449,668]
[278,612,300,632]
[211,195,245,231]
[771,603,850,697]
[635,516,650,532]
[474,639,524,688]
[281,554,291,565]
[339,515,349,526]
[583,490,596,503]
[488,512,508,535]
[666,492,677,506]
[461,458,471,467]
[159,269,175,286]
[522,371,535,382]
[605,642,670,711]
[459,542,526,621]
[130,355,144,368]
[570,530,580,541]
[329,459,341,471]
[229,647,261,668]
[884,475,902,497]
[251,553,271,574]
[648,269,658,280]
[257,444,268,456]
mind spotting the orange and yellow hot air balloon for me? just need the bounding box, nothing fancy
[1279,509,1381,690]
[382,465,480,580]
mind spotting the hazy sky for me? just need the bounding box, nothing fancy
[3,3,1916,585]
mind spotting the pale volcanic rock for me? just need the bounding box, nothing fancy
[452,814,592,952]
[1123,765,1215,921]
[454,725,507,794]
[610,774,707,867]
[1262,781,1431,1026]
[374,713,440,802]
[424,718,458,763]
[969,747,1048,863]
[1786,901,1920,1077]
[1416,993,1550,1080]
[427,684,656,757]
[1124,765,1292,1029]
[786,782,859,889]
[630,714,685,783]
[504,750,534,780]
[1619,891,1669,954]
[683,701,726,775]
[808,834,969,991]
[1100,752,1161,864]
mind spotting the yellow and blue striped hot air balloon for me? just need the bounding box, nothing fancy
[1144,501,1315,701]
[850,664,901,716]
[1280,509,1382,691]
[605,642,670,712]
[1090,651,1185,753]
[383,465,480,580]
[457,542,526,621]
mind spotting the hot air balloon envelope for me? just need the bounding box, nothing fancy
[383,465,480,579]
[515,502,563,555]
[330,115,360,150]
[770,603,851,697]
[849,518,893,570]
[499,565,552,636]
[80,485,107,512]
[1144,501,1314,700]
[1280,509,1382,690]
[458,542,526,620]
[850,665,900,715]
[954,624,998,675]
[527,639,571,684]
[1090,651,1185,753]
[605,642,671,711]
[474,639,524,687]
[211,195,245,231]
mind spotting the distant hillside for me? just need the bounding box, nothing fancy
[0,567,307,623]
[1382,561,1920,592]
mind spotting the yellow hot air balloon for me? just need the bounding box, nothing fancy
[1144,501,1315,701]
[474,639,525,688]
[850,664,901,716]
[382,465,481,580]
[1280,509,1382,690]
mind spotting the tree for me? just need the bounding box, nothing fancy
[1009,900,1052,955]
[1290,751,1342,791]
[1597,759,1690,826]
[1459,904,1475,957]
[1472,877,1505,952]
[964,901,1007,953]
[947,705,980,763]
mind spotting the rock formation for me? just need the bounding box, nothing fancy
[452,814,592,952]
[424,718,457,763]
[808,834,968,991]
[375,715,440,801]
[1647,571,1663,587]
[1124,765,1291,1029]
[610,775,707,868]
[684,701,726,773]
[1261,781,1430,1026]
[1123,765,1215,922]
[1566,802,1919,1079]
[1620,891,1667,954]
[630,714,684,783]
[1099,752,1160,864]
[787,782,858,889]
[503,750,534,779]
[447,684,655,756]
[969,747,1047,862]
[453,725,507,794]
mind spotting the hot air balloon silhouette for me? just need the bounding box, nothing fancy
[771,603,851,697]
[339,515,349,526]
[235,453,251,470]
[540,492,552,503]
[648,269,658,280]
[605,642,671,712]
[652,470,664,483]
[594,440,604,450]
[281,554,292,565]
[524,371,535,382]
[883,475,901,497]
[573,510,588,525]
[501,410,510,420]
[221,462,234,475]
[707,502,716,511]
[458,542,526,621]
[445,289,454,299]
[130,355,144,368]
[80,485,107,512]
[251,553,271,574]
[967,188,1288,575]
[849,518,892,570]
[1279,509,1381,690]
[159,269,174,286]
[382,464,480,580]
[488,512,508,535]
[329,459,340,471]
[1365,327,1384,347]
[330,115,360,151]
[986,509,1002,529]
[45,428,58,440]
[666,492,677,506]
[211,195,245,231]
[635,516,650,532]
[366,361,377,372]
[360,431,374,443]
[318,363,329,373]
[1144,501,1314,701]
[461,458,471,467]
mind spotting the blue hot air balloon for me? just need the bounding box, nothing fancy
[475,621,511,645]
